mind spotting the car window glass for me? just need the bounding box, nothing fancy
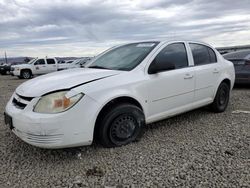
[223,50,250,59]
[208,48,217,63]
[88,42,159,71]
[34,59,45,65]
[190,44,210,65]
[154,43,188,69]
[190,43,217,65]
[47,59,55,64]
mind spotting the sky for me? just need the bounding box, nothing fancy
[0,0,250,57]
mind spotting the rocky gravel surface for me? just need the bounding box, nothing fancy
[0,75,249,188]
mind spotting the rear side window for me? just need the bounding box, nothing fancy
[34,59,45,65]
[208,48,217,63]
[190,43,217,65]
[154,43,188,69]
[47,59,56,64]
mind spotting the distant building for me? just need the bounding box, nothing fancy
[216,45,250,54]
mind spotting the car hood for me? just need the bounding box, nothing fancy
[16,68,122,97]
[12,64,31,68]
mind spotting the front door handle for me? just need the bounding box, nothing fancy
[184,73,193,79]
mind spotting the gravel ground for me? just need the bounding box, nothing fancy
[0,75,249,188]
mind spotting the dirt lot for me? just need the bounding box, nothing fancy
[0,75,249,188]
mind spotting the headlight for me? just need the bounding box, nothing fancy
[15,68,20,71]
[34,91,83,113]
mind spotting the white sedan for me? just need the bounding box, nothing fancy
[4,40,235,149]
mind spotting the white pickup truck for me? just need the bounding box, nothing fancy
[11,58,58,79]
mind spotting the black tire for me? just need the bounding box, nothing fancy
[96,103,145,148]
[21,70,31,79]
[0,71,6,75]
[210,82,230,113]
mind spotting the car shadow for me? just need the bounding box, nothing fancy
[233,84,250,89]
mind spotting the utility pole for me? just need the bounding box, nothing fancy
[4,51,8,64]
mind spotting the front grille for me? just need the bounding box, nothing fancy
[12,93,34,110]
[12,98,27,109]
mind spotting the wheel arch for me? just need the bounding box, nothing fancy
[221,78,231,88]
[93,96,144,141]
[20,68,32,75]
[213,76,232,100]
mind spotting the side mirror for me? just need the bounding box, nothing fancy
[148,59,175,74]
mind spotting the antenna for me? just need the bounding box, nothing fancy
[4,51,8,64]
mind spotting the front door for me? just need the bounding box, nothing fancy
[146,42,195,122]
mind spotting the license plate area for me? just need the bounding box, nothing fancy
[4,112,14,130]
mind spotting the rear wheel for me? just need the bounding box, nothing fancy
[96,103,145,147]
[210,82,230,112]
[0,71,6,75]
[21,70,32,79]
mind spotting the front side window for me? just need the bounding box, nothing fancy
[47,59,55,64]
[34,59,45,65]
[153,43,188,69]
[87,42,159,71]
[190,43,217,65]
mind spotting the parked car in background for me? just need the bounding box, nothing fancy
[223,50,250,84]
[11,57,58,79]
[0,64,11,75]
[58,58,92,71]
[4,40,235,149]
[58,59,79,71]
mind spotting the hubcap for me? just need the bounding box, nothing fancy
[23,72,30,78]
[110,114,137,142]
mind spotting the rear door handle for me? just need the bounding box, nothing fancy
[184,73,193,79]
[213,68,219,73]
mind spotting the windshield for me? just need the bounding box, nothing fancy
[87,42,159,71]
[73,59,81,64]
[28,58,37,64]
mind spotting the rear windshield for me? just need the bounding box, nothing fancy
[223,50,250,60]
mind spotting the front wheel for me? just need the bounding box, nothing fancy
[97,103,145,148]
[210,82,230,113]
[21,70,32,79]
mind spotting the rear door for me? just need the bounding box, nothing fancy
[146,42,195,120]
[189,43,220,103]
[46,58,57,73]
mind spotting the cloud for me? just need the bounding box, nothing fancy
[0,0,250,57]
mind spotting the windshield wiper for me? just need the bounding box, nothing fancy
[88,65,110,70]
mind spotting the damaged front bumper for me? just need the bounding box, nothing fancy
[4,93,99,149]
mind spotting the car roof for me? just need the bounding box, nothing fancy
[121,40,213,49]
